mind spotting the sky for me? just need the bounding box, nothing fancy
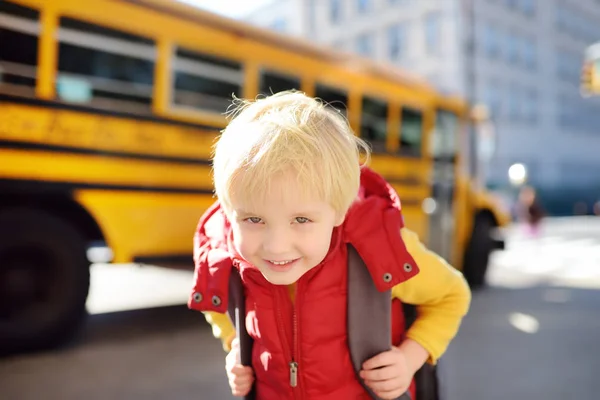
[177,0,273,18]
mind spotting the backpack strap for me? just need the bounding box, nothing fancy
[347,244,411,400]
[227,267,255,400]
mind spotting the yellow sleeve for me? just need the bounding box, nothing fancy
[203,311,235,352]
[391,228,471,364]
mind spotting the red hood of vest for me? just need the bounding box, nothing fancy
[189,166,419,313]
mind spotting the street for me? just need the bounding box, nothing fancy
[1,217,600,399]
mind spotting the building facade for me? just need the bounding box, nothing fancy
[244,0,600,212]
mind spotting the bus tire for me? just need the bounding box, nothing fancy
[0,208,90,355]
[462,214,495,289]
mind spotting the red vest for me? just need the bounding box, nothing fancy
[190,167,420,400]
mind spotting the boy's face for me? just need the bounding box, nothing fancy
[229,171,344,285]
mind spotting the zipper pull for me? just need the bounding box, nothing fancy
[289,361,298,387]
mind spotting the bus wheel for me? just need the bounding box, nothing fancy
[0,208,90,355]
[463,214,495,289]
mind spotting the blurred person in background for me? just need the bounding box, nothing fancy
[516,186,545,237]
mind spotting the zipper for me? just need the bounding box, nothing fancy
[289,360,298,387]
[290,308,299,387]
[275,285,302,399]
[292,283,302,397]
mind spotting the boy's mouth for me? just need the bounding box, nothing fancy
[265,258,300,272]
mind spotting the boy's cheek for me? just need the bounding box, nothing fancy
[231,229,259,258]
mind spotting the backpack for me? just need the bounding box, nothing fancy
[227,244,440,400]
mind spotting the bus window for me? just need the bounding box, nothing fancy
[399,107,423,157]
[172,47,243,114]
[315,83,348,116]
[57,17,155,114]
[431,110,459,159]
[361,95,388,153]
[260,70,300,95]
[0,2,39,96]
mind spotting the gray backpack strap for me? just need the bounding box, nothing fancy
[347,244,411,400]
[227,267,256,400]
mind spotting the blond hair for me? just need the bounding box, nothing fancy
[212,91,371,216]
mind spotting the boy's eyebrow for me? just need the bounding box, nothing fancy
[233,209,258,217]
[234,209,323,217]
[292,210,323,217]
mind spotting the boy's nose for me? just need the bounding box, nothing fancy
[262,228,291,255]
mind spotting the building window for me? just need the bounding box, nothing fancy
[507,33,519,64]
[483,25,500,58]
[424,13,441,55]
[484,82,502,119]
[330,0,342,24]
[557,94,574,128]
[555,5,566,31]
[387,23,406,60]
[356,0,373,14]
[508,84,520,121]
[559,95,600,133]
[555,4,600,43]
[521,0,535,16]
[556,49,580,84]
[355,32,374,57]
[522,37,536,70]
[523,88,538,124]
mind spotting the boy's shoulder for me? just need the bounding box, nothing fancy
[191,201,235,314]
[342,196,419,292]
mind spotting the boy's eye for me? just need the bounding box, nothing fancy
[295,217,311,224]
[245,217,263,224]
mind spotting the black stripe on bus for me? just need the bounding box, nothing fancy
[0,94,223,132]
[0,1,39,20]
[385,176,426,187]
[0,140,428,189]
[0,178,214,195]
[0,179,423,207]
[398,198,424,208]
[0,139,212,166]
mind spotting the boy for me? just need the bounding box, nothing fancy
[189,91,471,399]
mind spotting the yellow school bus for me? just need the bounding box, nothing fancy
[0,0,509,353]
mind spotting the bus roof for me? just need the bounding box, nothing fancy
[131,0,437,93]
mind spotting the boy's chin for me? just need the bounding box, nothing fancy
[261,269,305,286]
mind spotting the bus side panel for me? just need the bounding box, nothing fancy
[75,190,214,264]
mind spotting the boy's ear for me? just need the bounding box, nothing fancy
[334,212,346,227]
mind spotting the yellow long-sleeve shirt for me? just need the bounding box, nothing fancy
[202,227,471,364]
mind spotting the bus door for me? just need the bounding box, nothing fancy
[426,110,460,263]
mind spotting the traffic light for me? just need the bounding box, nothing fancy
[582,43,600,97]
[580,61,595,97]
